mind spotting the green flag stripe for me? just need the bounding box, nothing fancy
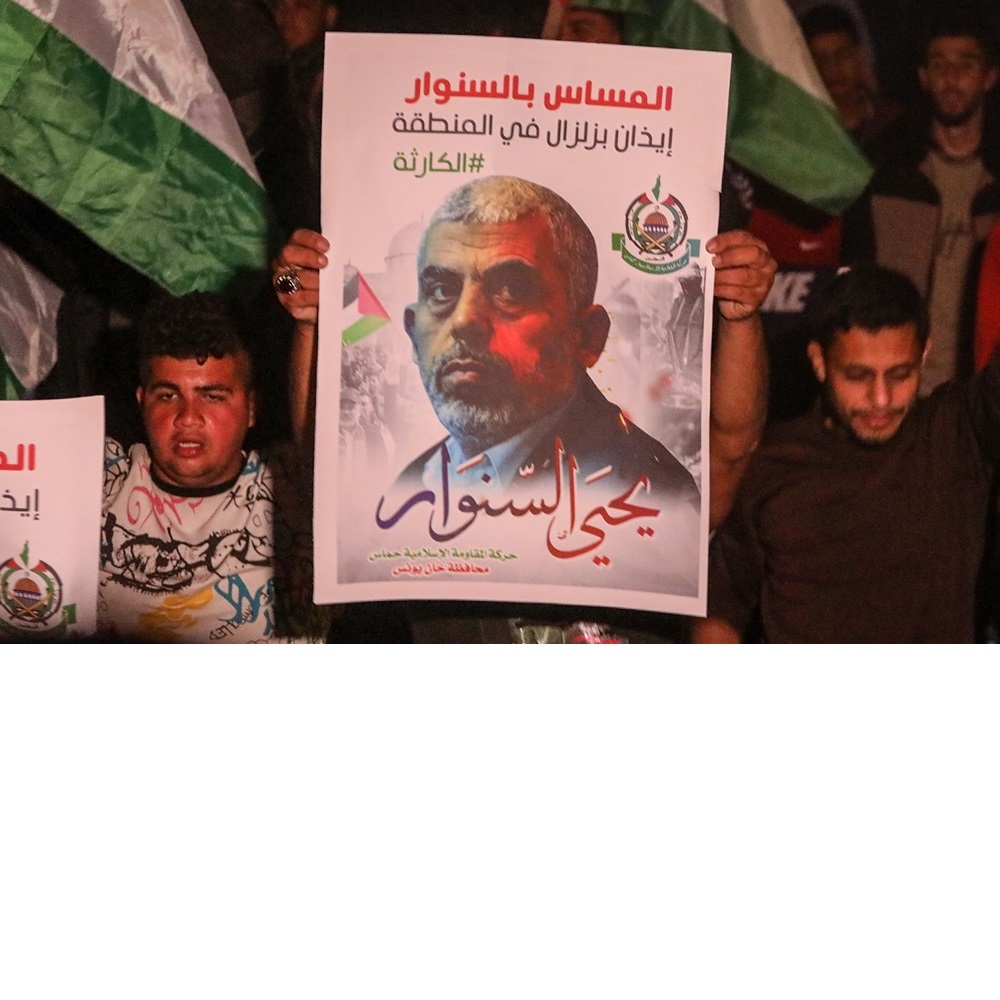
[694,0,828,103]
[628,0,872,214]
[0,0,273,294]
[726,64,870,215]
[20,0,258,177]
[342,316,389,346]
[0,352,25,400]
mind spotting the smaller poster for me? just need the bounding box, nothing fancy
[0,396,103,640]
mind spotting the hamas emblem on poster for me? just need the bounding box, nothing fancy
[0,541,73,638]
[613,176,697,275]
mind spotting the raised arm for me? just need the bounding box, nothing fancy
[705,231,775,531]
[271,229,329,448]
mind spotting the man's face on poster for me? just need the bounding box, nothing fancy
[404,212,608,448]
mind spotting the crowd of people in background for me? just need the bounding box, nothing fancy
[5,0,1000,642]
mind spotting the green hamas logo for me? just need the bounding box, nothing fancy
[612,176,697,275]
[0,541,72,638]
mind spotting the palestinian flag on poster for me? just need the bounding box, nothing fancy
[0,0,275,295]
[342,266,390,346]
[567,0,873,215]
[0,242,62,399]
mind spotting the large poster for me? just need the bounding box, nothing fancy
[0,396,103,639]
[316,34,730,615]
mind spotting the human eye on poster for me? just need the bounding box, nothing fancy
[315,34,731,615]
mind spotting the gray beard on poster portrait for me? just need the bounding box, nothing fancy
[394,373,700,507]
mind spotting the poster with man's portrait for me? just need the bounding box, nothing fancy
[316,33,730,615]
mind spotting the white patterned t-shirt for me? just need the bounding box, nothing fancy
[99,440,327,643]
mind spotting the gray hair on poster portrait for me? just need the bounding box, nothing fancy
[418,175,600,316]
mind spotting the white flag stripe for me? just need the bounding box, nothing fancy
[12,0,257,180]
[693,0,832,105]
[0,244,61,392]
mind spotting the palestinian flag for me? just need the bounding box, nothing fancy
[565,0,872,215]
[0,0,275,295]
[342,266,390,346]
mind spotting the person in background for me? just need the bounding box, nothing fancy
[718,2,892,271]
[272,0,337,52]
[858,7,1000,395]
[799,3,901,155]
[788,0,879,78]
[268,0,338,184]
[558,2,622,44]
[730,2,898,273]
[336,1,547,37]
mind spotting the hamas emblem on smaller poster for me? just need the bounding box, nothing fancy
[0,541,72,638]
[613,176,698,275]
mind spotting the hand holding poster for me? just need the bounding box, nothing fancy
[315,35,731,615]
[0,396,103,639]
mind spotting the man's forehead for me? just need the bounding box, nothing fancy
[566,8,614,25]
[145,352,250,386]
[810,30,856,51]
[829,324,923,363]
[421,214,555,268]
[927,36,987,61]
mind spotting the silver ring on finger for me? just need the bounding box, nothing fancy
[273,266,303,295]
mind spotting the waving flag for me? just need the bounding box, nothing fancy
[565,0,873,214]
[0,0,275,295]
